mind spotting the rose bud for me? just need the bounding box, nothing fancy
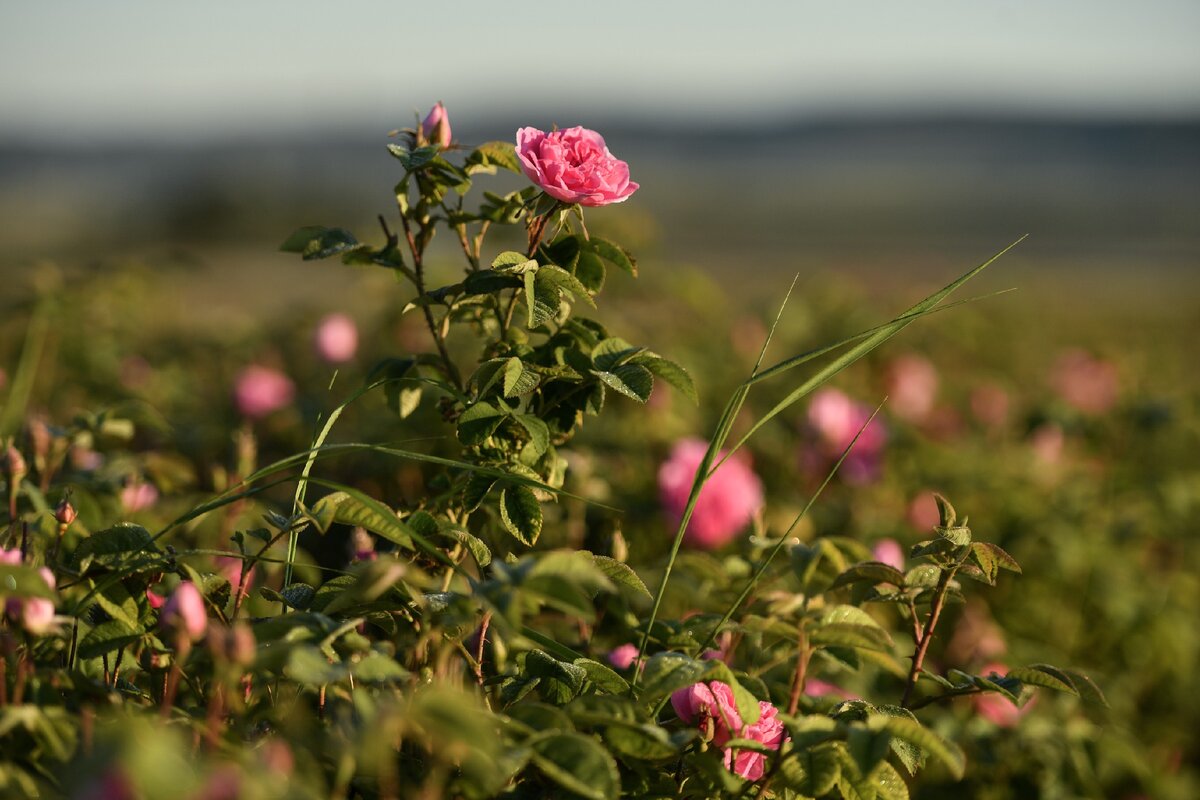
[55,498,78,526]
[421,102,452,148]
[159,581,208,641]
[6,444,26,481]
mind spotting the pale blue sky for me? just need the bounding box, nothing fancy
[2,0,1198,141]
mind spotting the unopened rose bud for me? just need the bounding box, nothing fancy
[420,102,451,148]
[55,498,77,526]
[159,581,208,642]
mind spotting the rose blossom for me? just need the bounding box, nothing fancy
[672,682,786,781]
[1,552,57,635]
[160,581,208,641]
[314,313,358,364]
[516,126,638,207]
[906,490,941,531]
[970,382,1011,429]
[804,388,887,484]
[606,643,640,670]
[871,538,906,571]
[885,354,939,423]
[658,438,763,550]
[120,480,158,513]
[1051,349,1118,415]
[235,365,295,420]
[420,102,451,148]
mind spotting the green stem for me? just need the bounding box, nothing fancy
[901,566,957,708]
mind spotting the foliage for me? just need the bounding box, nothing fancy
[0,106,1163,800]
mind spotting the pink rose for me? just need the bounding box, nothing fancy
[871,538,905,571]
[906,491,940,531]
[724,701,787,781]
[606,643,640,670]
[421,102,451,148]
[515,126,639,207]
[659,438,763,550]
[671,681,743,735]
[973,664,1035,727]
[804,388,887,484]
[0,547,20,566]
[804,678,857,700]
[314,313,358,364]
[235,365,295,420]
[1030,423,1064,465]
[1051,349,1118,415]
[886,355,939,423]
[120,480,158,513]
[160,581,208,641]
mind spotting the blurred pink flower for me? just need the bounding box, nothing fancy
[804,678,857,700]
[1030,423,1065,465]
[886,355,939,423]
[1052,349,1118,415]
[970,382,1011,429]
[216,555,254,600]
[146,588,166,609]
[871,538,905,571]
[659,438,763,549]
[235,365,295,419]
[71,445,104,472]
[120,480,158,513]
[4,563,56,635]
[314,313,358,364]
[160,581,208,641]
[804,388,887,484]
[606,643,640,670]
[973,664,1035,727]
[907,490,941,531]
[516,126,639,207]
[421,102,452,148]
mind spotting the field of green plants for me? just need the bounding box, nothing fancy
[1,109,1197,799]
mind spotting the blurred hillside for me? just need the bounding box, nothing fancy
[2,116,1197,278]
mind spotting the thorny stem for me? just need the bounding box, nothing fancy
[397,201,464,392]
[901,566,957,708]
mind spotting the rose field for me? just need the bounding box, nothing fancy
[2,87,1200,800]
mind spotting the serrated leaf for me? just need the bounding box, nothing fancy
[538,264,596,308]
[503,358,540,397]
[467,141,521,173]
[973,542,1021,573]
[595,364,652,403]
[457,401,507,445]
[873,761,910,800]
[582,237,636,277]
[832,562,908,590]
[280,583,317,610]
[386,143,440,171]
[602,722,677,761]
[493,251,538,272]
[463,473,497,512]
[633,355,698,404]
[530,732,620,800]
[778,742,841,797]
[500,485,542,546]
[1061,668,1108,706]
[279,226,365,260]
[591,555,650,598]
[96,581,140,630]
[463,269,522,295]
[440,527,491,567]
[574,658,630,694]
[309,491,414,549]
[868,716,965,780]
[77,619,142,660]
[640,652,710,703]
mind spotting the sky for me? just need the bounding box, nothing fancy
[2,0,1199,142]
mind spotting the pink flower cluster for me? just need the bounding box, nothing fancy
[804,388,887,484]
[658,438,764,550]
[671,681,786,781]
[516,126,638,207]
[0,548,56,634]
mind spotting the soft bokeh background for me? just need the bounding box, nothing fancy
[2,3,1199,797]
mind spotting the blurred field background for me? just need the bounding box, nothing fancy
[2,2,1199,798]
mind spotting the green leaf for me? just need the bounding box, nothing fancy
[440,526,492,568]
[873,762,911,800]
[284,646,345,686]
[500,485,542,546]
[386,143,441,171]
[538,264,596,308]
[525,270,560,328]
[351,651,409,683]
[832,562,908,590]
[309,491,414,549]
[279,226,365,261]
[493,251,539,272]
[77,619,143,660]
[602,722,678,761]
[95,581,140,630]
[463,269,522,295]
[70,523,159,571]
[529,732,620,800]
[972,542,1021,574]
[581,237,637,277]
[591,555,651,599]
[463,473,497,512]
[868,716,965,780]
[504,358,540,398]
[457,401,507,445]
[640,652,711,704]
[1005,664,1077,696]
[778,742,841,797]
[595,364,653,403]
[466,141,521,173]
[1061,668,1109,706]
[574,658,630,694]
[633,355,698,404]
[515,414,551,462]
